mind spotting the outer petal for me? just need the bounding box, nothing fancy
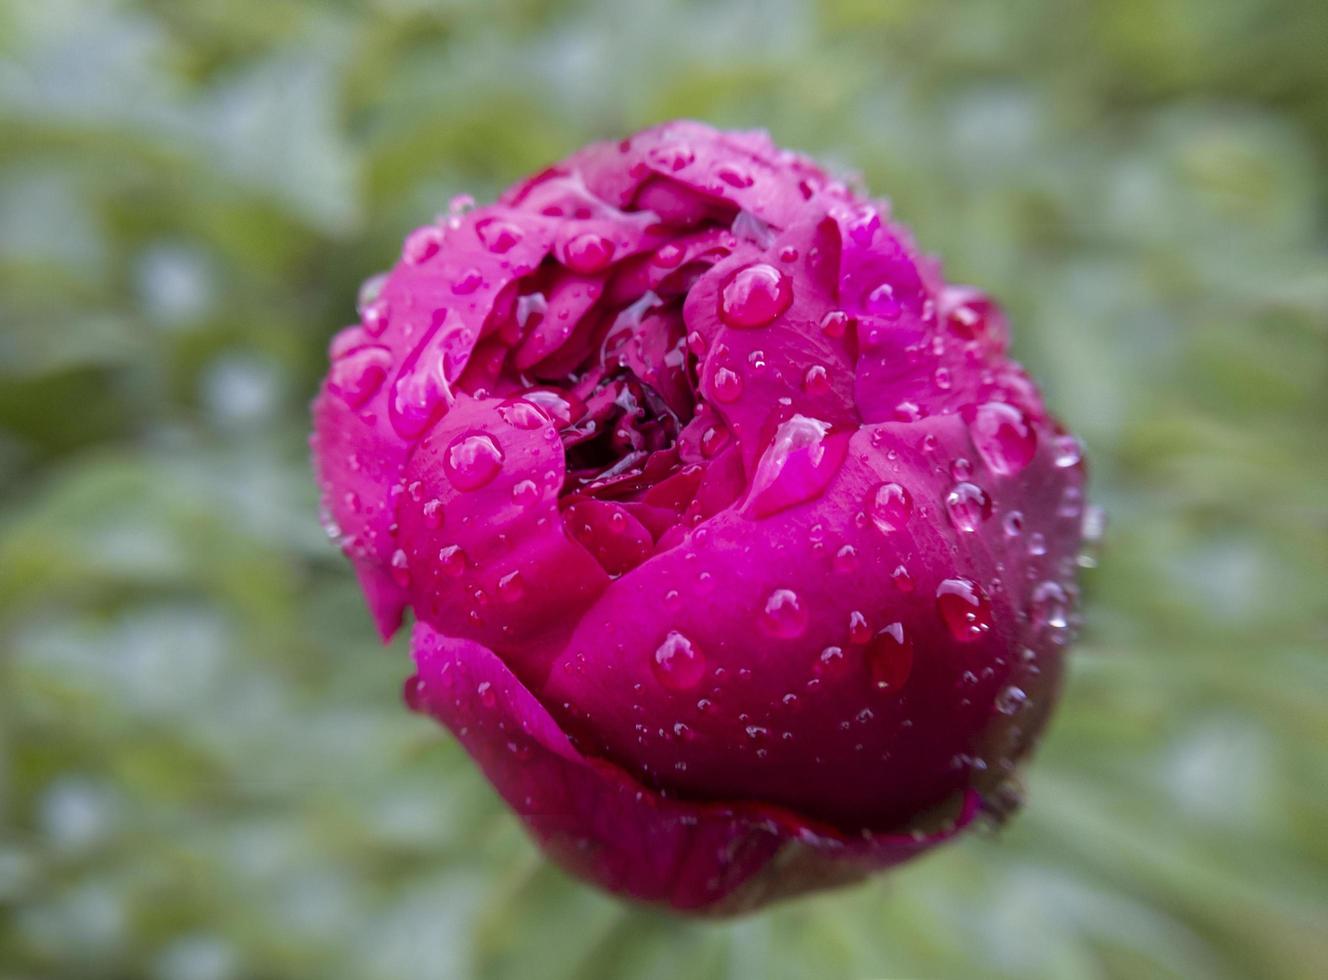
[540,411,1080,830]
[409,623,979,914]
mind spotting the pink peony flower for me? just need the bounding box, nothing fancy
[311,121,1088,914]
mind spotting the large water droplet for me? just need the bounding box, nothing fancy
[329,346,391,409]
[521,388,582,428]
[719,263,793,328]
[747,415,848,518]
[936,577,993,644]
[444,432,504,491]
[652,632,706,691]
[562,231,616,274]
[497,398,548,430]
[945,482,993,532]
[761,588,808,639]
[969,402,1037,476]
[867,482,913,534]
[390,323,456,440]
[867,623,914,693]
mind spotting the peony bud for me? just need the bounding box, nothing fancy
[311,121,1088,914]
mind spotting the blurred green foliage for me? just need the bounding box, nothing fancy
[1,1,1325,977]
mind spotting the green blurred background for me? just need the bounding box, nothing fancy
[1,1,1325,977]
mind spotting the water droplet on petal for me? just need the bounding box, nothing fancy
[848,610,872,645]
[389,324,457,439]
[422,499,445,529]
[521,388,582,428]
[451,268,484,294]
[700,424,729,458]
[476,218,523,253]
[497,398,549,430]
[358,272,388,310]
[802,364,831,395]
[995,685,1028,715]
[1053,434,1083,468]
[403,674,425,712]
[652,632,706,691]
[390,548,411,587]
[942,288,1004,345]
[497,569,526,603]
[833,545,859,573]
[711,365,744,402]
[891,564,915,592]
[936,577,993,644]
[329,346,391,408]
[562,232,616,274]
[438,544,468,576]
[893,400,924,423]
[653,242,685,268]
[945,482,993,532]
[719,263,793,328]
[361,297,390,336]
[1030,580,1070,639]
[816,645,848,677]
[864,281,900,318]
[1002,511,1024,538]
[761,588,808,639]
[846,206,881,246]
[511,479,539,506]
[444,432,504,491]
[747,415,848,517]
[868,623,914,692]
[969,402,1038,475]
[476,680,496,708]
[819,310,851,338]
[867,482,913,534]
[402,226,444,264]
